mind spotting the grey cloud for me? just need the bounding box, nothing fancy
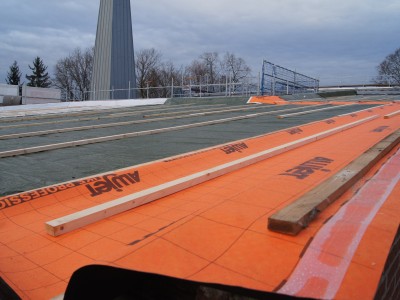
[1,0,399,85]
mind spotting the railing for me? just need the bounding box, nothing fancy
[261,60,319,96]
[61,78,262,101]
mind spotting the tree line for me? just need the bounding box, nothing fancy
[135,49,252,98]
[5,48,252,100]
[5,46,400,99]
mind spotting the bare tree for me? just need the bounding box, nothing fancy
[156,61,181,97]
[184,51,252,95]
[222,52,251,84]
[53,47,94,100]
[376,48,400,85]
[135,48,183,98]
[143,61,180,98]
[185,59,208,83]
[135,48,162,98]
[200,52,220,84]
[185,52,221,85]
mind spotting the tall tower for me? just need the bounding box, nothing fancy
[91,0,136,100]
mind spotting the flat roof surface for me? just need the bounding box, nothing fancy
[0,99,380,197]
[0,95,399,299]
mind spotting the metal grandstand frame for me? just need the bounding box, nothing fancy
[260,60,319,96]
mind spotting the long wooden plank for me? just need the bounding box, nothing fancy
[268,129,400,236]
[0,112,224,140]
[0,104,221,126]
[142,104,249,117]
[0,106,127,122]
[337,104,385,117]
[45,115,378,236]
[142,104,264,118]
[0,104,269,140]
[0,102,195,120]
[0,104,217,130]
[277,104,354,119]
[0,105,325,157]
[0,104,323,140]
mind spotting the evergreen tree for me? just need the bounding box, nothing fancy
[6,61,22,85]
[26,56,52,87]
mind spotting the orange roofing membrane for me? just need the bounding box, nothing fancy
[248,96,288,105]
[279,145,400,298]
[247,95,396,106]
[0,102,399,299]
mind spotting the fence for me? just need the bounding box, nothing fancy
[261,60,319,96]
[61,76,261,101]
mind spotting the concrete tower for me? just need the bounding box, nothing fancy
[91,0,136,100]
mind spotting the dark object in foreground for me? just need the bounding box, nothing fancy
[0,276,20,300]
[64,265,308,300]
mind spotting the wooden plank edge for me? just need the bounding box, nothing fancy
[277,104,352,119]
[45,115,378,236]
[337,104,386,117]
[384,109,400,119]
[268,129,400,235]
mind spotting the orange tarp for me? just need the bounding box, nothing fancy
[248,96,287,105]
[248,97,395,107]
[0,102,399,299]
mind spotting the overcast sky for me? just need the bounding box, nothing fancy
[1,0,399,86]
